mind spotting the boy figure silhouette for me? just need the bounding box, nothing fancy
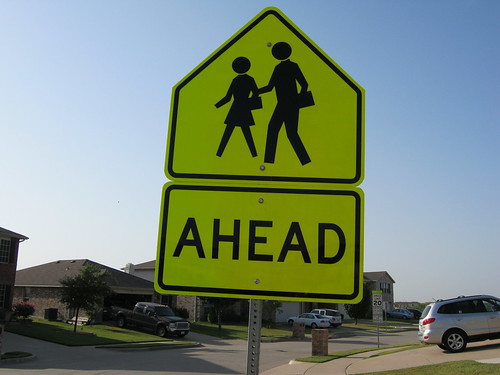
[215,56,260,158]
[259,42,311,165]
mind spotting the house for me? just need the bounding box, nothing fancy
[123,260,155,282]
[14,259,156,321]
[363,271,396,313]
[123,260,204,320]
[0,227,28,321]
[276,271,396,322]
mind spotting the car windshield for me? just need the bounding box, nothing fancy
[154,306,175,316]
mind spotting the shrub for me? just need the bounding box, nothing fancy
[13,301,35,319]
[173,307,190,319]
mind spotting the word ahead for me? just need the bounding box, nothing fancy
[155,183,364,303]
[173,218,346,264]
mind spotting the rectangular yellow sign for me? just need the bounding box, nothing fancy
[155,183,364,303]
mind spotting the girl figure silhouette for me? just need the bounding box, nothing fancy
[215,56,261,157]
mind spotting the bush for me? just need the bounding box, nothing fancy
[13,301,35,319]
[173,307,190,319]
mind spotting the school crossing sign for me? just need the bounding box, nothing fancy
[166,7,364,185]
[156,7,365,303]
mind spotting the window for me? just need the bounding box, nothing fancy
[0,284,10,308]
[438,300,475,314]
[380,282,391,294]
[0,239,11,263]
[484,298,500,312]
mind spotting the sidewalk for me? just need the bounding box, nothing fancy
[261,339,500,375]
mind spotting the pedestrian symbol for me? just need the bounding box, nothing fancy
[166,7,364,185]
[260,41,313,166]
[215,57,260,158]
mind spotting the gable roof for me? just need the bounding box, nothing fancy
[364,271,396,284]
[15,259,153,293]
[0,227,29,240]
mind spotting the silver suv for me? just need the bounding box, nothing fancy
[418,295,500,352]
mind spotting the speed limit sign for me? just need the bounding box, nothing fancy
[372,290,383,323]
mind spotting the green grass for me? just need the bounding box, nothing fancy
[342,320,417,332]
[189,320,415,341]
[5,319,188,346]
[190,322,292,340]
[358,360,500,374]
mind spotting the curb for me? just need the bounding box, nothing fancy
[0,355,37,365]
[95,342,201,351]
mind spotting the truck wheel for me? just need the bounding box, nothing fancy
[156,325,167,337]
[116,316,126,328]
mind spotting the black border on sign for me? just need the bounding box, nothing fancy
[157,184,362,301]
[167,9,364,185]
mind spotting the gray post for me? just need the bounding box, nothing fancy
[246,299,263,375]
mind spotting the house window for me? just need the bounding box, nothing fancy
[380,282,391,294]
[0,239,11,263]
[0,284,9,308]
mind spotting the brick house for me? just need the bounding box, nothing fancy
[0,227,28,321]
[14,259,156,321]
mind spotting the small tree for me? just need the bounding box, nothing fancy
[262,300,282,328]
[344,286,371,324]
[13,301,35,320]
[59,263,111,333]
[202,297,238,330]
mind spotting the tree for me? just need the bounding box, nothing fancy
[202,297,238,330]
[344,286,371,324]
[59,263,111,333]
[262,300,282,328]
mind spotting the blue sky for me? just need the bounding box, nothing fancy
[1,1,498,302]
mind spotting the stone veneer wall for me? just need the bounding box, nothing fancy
[13,286,70,320]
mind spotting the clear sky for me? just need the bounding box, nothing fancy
[1,1,498,303]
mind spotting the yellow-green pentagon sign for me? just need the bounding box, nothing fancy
[165,7,364,185]
[155,183,364,303]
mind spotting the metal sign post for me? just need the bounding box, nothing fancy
[372,290,383,348]
[246,299,263,375]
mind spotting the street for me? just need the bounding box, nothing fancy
[1,327,419,374]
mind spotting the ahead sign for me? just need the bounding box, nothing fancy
[166,7,364,185]
[155,183,363,303]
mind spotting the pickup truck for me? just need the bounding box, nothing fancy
[113,302,190,337]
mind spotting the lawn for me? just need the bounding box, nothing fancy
[359,360,500,374]
[5,319,193,347]
[189,319,415,340]
[190,322,292,340]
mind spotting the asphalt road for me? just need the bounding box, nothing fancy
[0,326,420,375]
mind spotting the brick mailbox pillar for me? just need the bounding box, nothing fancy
[311,329,329,356]
[292,321,305,339]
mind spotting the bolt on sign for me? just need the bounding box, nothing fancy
[165,7,364,185]
[156,7,365,303]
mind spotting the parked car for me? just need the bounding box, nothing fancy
[287,313,330,328]
[310,308,343,328]
[113,302,190,337]
[386,309,413,320]
[418,295,500,352]
[407,309,422,319]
